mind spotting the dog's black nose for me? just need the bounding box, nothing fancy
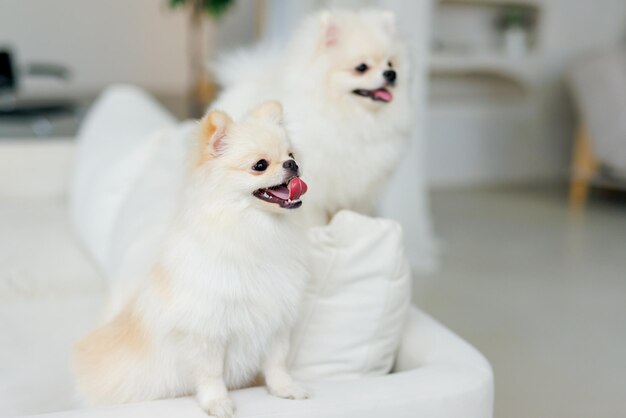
[383,70,396,83]
[283,159,299,173]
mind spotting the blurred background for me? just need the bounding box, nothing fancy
[1,1,625,417]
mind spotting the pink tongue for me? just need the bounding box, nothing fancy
[288,177,308,200]
[373,89,393,102]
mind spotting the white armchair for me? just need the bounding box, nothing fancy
[568,48,626,208]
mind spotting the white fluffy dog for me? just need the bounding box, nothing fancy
[73,101,310,417]
[212,9,411,226]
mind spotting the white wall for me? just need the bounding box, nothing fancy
[0,0,258,96]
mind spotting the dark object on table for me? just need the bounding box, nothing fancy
[0,50,17,92]
[0,48,75,118]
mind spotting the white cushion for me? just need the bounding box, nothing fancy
[0,198,104,417]
[0,198,102,299]
[0,139,74,200]
[70,85,177,273]
[107,121,196,280]
[290,211,411,379]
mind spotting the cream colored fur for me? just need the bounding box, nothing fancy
[73,101,309,417]
[212,9,412,226]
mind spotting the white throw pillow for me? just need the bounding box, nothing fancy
[70,85,176,272]
[107,121,196,281]
[289,210,412,380]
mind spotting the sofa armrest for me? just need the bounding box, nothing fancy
[393,306,494,417]
[395,306,493,375]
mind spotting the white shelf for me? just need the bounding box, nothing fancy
[438,0,542,7]
[430,51,538,85]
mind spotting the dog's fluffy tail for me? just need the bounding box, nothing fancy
[211,43,282,88]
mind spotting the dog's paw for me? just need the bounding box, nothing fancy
[268,382,310,400]
[202,397,235,418]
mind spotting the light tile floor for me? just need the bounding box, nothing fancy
[413,186,626,418]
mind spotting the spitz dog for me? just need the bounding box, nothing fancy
[73,101,310,417]
[213,9,411,226]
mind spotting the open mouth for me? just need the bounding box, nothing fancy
[253,177,307,209]
[352,87,393,103]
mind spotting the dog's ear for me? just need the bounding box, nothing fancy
[319,11,339,47]
[380,11,396,36]
[249,100,283,125]
[199,110,233,157]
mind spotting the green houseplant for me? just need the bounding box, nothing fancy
[168,0,235,116]
[495,6,536,58]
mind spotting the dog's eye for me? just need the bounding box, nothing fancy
[252,159,269,171]
[289,153,294,159]
[355,63,368,73]
[388,61,393,68]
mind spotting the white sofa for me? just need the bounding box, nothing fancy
[0,137,493,418]
[0,136,493,418]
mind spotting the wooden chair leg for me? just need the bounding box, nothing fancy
[570,178,589,210]
[569,123,597,210]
